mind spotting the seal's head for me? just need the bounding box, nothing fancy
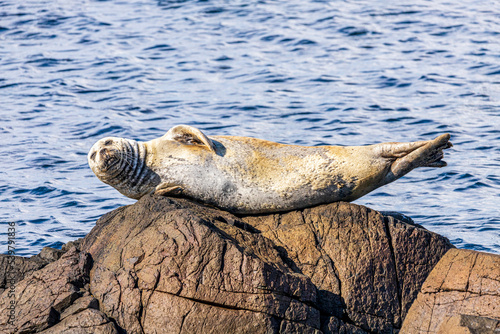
[88,137,125,180]
[88,136,158,199]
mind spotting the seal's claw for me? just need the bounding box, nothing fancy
[154,183,184,197]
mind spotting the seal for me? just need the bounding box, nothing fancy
[88,125,452,214]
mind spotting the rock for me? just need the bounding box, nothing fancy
[436,314,500,334]
[82,195,320,333]
[0,242,82,297]
[0,247,92,333]
[80,195,452,333]
[380,211,423,228]
[401,248,500,333]
[0,194,462,333]
[36,246,66,262]
[61,238,84,252]
[0,238,87,305]
[40,308,119,334]
[0,247,121,334]
[59,295,99,321]
[243,203,454,332]
[0,254,48,294]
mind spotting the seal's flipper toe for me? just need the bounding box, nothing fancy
[424,160,447,168]
[422,133,452,167]
[385,133,451,183]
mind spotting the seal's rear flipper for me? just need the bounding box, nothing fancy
[422,138,453,167]
[384,133,452,183]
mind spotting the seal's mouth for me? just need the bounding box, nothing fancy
[99,148,120,171]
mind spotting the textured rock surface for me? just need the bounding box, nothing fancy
[82,195,320,333]
[0,247,119,334]
[39,308,119,334]
[0,254,48,295]
[436,314,500,334]
[0,245,71,296]
[401,248,500,333]
[81,195,452,333]
[0,195,458,333]
[243,204,453,332]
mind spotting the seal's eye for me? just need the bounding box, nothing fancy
[90,151,96,161]
[104,139,113,146]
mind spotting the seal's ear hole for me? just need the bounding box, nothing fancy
[175,134,203,146]
[90,151,96,161]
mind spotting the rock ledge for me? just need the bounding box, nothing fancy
[2,195,487,333]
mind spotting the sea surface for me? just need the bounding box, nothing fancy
[1,0,499,256]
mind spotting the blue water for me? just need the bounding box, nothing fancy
[1,0,499,256]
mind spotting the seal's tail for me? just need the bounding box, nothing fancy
[381,134,452,183]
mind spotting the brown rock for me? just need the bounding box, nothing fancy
[436,314,500,334]
[0,247,91,333]
[0,254,48,294]
[59,295,99,320]
[0,242,80,296]
[0,194,459,333]
[80,195,452,333]
[243,202,453,332]
[40,308,119,334]
[401,248,500,333]
[61,238,84,252]
[36,246,66,262]
[82,195,320,333]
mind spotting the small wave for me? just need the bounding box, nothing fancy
[338,26,372,36]
[143,44,176,52]
[30,186,57,196]
[82,125,127,139]
[203,7,226,15]
[29,218,50,224]
[486,69,500,76]
[261,34,281,42]
[25,57,73,67]
[310,76,339,83]
[37,16,72,28]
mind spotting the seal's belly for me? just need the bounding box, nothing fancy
[171,139,377,213]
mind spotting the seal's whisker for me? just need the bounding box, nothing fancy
[118,146,134,169]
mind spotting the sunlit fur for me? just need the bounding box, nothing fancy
[88,125,451,214]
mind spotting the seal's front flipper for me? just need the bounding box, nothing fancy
[154,183,184,197]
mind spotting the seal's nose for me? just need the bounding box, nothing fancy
[98,148,119,169]
[99,148,113,160]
